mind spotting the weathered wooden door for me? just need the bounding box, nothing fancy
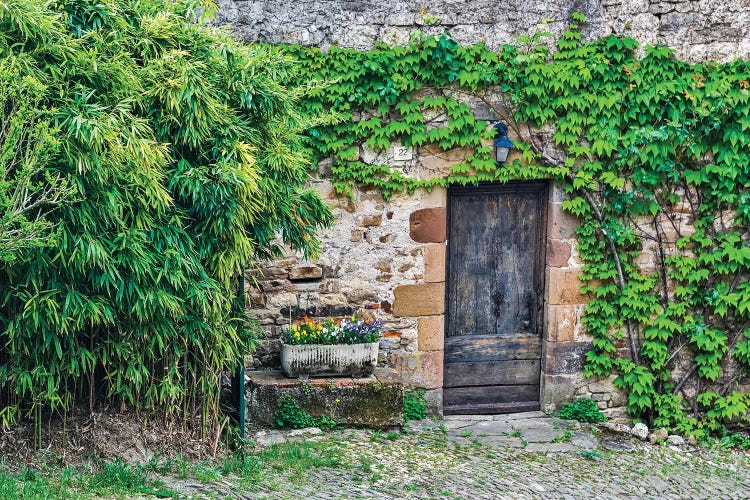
[444,182,547,415]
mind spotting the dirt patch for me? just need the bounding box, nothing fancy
[0,406,230,466]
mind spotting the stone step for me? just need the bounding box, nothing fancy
[246,369,404,430]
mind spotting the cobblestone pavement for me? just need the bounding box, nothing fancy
[167,412,750,499]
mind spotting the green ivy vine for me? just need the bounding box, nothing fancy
[267,13,750,439]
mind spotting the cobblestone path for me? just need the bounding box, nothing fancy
[167,413,750,499]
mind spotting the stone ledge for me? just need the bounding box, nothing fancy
[246,369,404,429]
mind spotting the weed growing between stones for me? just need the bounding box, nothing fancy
[553,429,574,443]
[580,450,603,460]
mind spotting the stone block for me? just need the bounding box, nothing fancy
[358,214,383,227]
[649,428,668,444]
[547,202,580,240]
[418,155,453,179]
[247,289,266,308]
[289,265,323,281]
[319,294,348,306]
[279,305,356,319]
[541,374,577,412]
[393,350,443,389]
[546,239,572,268]
[420,144,472,162]
[409,208,446,243]
[246,370,403,429]
[587,377,618,394]
[393,283,445,317]
[551,184,568,203]
[258,266,289,279]
[360,190,384,202]
[275,257,299,267]
[267,292,298,309]
[545,304,577,342]
[375,259,391,273]
[469,101,502,121]
[385,13,415,26]
[604,406,631,425]
[543,341,592,376]
[420,187,447,208]
[423,388,443,417]
[546,267,588,305]
[424,243,446,282]
[398,262,413,273]
[418,315,444,351]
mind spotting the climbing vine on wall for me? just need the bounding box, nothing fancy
[269,13,750,438]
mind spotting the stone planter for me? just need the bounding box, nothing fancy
[280,342,378,378]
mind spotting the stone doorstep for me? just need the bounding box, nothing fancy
[246,368,404,430]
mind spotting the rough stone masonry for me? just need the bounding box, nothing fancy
[218,0,749,418]
[217,0,750,62]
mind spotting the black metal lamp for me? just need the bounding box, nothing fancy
[493,122,514,164]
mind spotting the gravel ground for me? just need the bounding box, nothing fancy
[165,413,750,499]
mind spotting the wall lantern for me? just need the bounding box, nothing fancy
[493,122,514,164]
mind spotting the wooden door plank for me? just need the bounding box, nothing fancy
[448,194,500,339]
[443,384,540,406]
[444,359,541,387]
[445,335,541,362]
[447,192,474,339]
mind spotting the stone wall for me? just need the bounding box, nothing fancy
[222,0,727,421]
[216,0,750,62]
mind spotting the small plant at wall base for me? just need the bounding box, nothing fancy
[404,389,427,422]
[557,398,607,423]
[268,12,750,440]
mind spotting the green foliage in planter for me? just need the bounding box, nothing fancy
[0,0,332,437]
[557,398,607,423]
[265,14,750,437]
[403,389,427,422]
